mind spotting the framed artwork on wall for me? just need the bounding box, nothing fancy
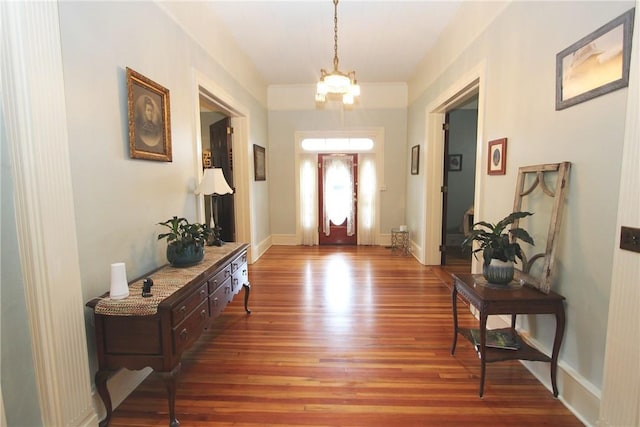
[487,138,507,175]
[411,145,420,175]
[448,154,462,172]
[127,67,172,161]
[253,144,266,181]
[556,8,635,110]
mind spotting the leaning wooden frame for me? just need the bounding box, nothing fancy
[511,162,571,294]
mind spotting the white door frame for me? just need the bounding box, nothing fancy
[422,61,486,270]
[192,70,254,261]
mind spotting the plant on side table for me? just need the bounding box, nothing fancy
[461,211,534,284]
[158,216,212,267]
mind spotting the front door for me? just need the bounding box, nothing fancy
[318,153,358,245]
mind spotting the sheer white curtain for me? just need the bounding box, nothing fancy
[299,153,318,245]
[322,156,355,236]
[357,153,377,245]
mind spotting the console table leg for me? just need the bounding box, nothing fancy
[551,305,566,397]
[478,313,488,398]
[450,286,458,355]
[243,282,252,314]
[95,370,113,427]
[159,363,181,427]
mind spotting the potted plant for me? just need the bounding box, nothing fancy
[158,216,212,267]
[461,211,535,284]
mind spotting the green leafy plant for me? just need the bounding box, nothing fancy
[461,211,535,266]
[157,216,212,253]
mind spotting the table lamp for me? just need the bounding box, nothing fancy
[195,168,233,246]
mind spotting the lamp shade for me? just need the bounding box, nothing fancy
[195,168,233,196]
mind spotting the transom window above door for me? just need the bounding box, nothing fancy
[301,138,374,152]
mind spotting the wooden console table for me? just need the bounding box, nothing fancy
[86,243,250,427]
[450,273,565,397]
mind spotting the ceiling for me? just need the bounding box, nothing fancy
[201,1,465,86]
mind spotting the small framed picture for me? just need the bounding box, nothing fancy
[487,138,507,175]
[127,68,172,161]
[556,8,635,110]
[411,145,420,175]
[253,144,266,181]
[448,154,462,172]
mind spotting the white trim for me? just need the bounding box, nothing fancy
[294,128,385,245]
[421,60,486,269]
[192,69,255,262]
[1,2,98,424]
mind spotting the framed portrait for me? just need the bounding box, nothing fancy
[253,144,266,181]
[411,145,420,175]
[127,67,172,161]
[487,138,507,175]
[556,8,635,110]
[448,154,462,172]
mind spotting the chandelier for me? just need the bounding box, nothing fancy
[315,0,360,105]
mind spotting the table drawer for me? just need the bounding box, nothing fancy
[208,265,231,294]
[172,299,208,355]
[171,281,208,327]
[231,264,247,297]
[209,278,231,318]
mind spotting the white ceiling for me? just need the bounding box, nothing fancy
[200,1,465,86]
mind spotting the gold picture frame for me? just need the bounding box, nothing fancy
[127,67,172,161]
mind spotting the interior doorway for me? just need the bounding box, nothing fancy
[318,153,358,245]
[199,96,236,242]
[441,96,478,266]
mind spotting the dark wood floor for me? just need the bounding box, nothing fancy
[107,245,582,426]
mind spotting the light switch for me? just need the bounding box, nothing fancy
[620,226,640,253]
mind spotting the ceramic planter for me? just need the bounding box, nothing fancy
[483,258,514,284]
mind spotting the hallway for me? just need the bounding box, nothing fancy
[107,246,581,426]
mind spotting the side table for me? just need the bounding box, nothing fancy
[390,228,409,255]
[450,273,565,397]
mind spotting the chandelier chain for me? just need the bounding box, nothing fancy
[333,0,339,71]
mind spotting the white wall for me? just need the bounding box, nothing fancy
[406,1,634,424]
[57,0,269,382]
[268,107,407,238]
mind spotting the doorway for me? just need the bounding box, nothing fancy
[441,96,478,266]
[318,153,358,245]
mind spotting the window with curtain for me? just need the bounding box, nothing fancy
[322,155,355,236]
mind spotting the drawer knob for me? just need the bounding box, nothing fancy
[180,328,188,341]
[213,297,218,307]
[200,309,206,319]
[179,306,186,317]
[200,289,206,299]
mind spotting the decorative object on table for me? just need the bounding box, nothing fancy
[195,168,234,246]
[109,262,129,300]
[411,145,420,175]
[470,329,521,351]
[126,67,172,162]
[461,211,534,285]
[157,216,212,267]
[487,138,507,175]
[448,154,462,172]
[315,0,360,105]
[556,8,635,110]
[253,144,266,181]
[142,278,154,298]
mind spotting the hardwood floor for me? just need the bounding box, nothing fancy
[107,246,582,426]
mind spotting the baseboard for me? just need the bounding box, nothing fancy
[90,368,152,422]
[271,234,298,245]
[486,315,600,426]
[251,235,272,262]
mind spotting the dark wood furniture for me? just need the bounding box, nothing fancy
[86,243,250,427]
[450,273,565,397]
